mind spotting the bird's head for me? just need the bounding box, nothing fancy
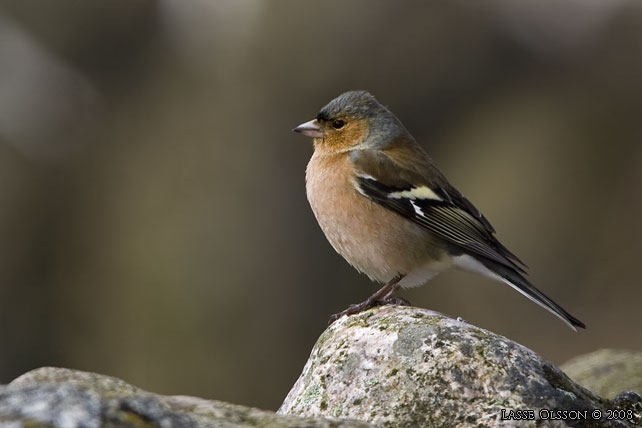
[293,91,407,153]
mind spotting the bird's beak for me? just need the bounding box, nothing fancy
[293,119,324,138]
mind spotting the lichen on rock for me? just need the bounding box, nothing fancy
[1,307,640,427]
[0,367,374,428]
[278,306,641,428]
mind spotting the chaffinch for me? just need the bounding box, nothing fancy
[294,90,585,330]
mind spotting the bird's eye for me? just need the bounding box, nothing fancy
[332,119,345,129]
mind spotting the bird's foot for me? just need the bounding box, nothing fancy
[382,296,411,306]
[328,276,410,324]
[328,300,377,324]
[327,296,412,324]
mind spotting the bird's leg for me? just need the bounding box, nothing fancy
[328,274,408,324]
[381,282,411,306]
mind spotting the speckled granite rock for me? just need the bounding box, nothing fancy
[278,306,642,428]
[561,349,642,399]
[0,367,374,428]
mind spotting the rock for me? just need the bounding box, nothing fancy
[0,367,374,428]
[278,306,642,428]
[3,310,641,428]
[561,349,642,399]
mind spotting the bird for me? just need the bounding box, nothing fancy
[293,90,585,330]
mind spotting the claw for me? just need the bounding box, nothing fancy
[328,274,408,324]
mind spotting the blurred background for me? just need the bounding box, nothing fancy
[0,0,641,411]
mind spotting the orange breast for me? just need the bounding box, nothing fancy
[305,151,445,284]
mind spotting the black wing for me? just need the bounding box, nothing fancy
[355,175,527,274]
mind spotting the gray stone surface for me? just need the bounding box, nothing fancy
[0,367,374,428]
[561,349,642,399]
[2,309,641,428]
[278,306,641,428]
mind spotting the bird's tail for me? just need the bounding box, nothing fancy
[478,258,586,330]
[455,254,586,330]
